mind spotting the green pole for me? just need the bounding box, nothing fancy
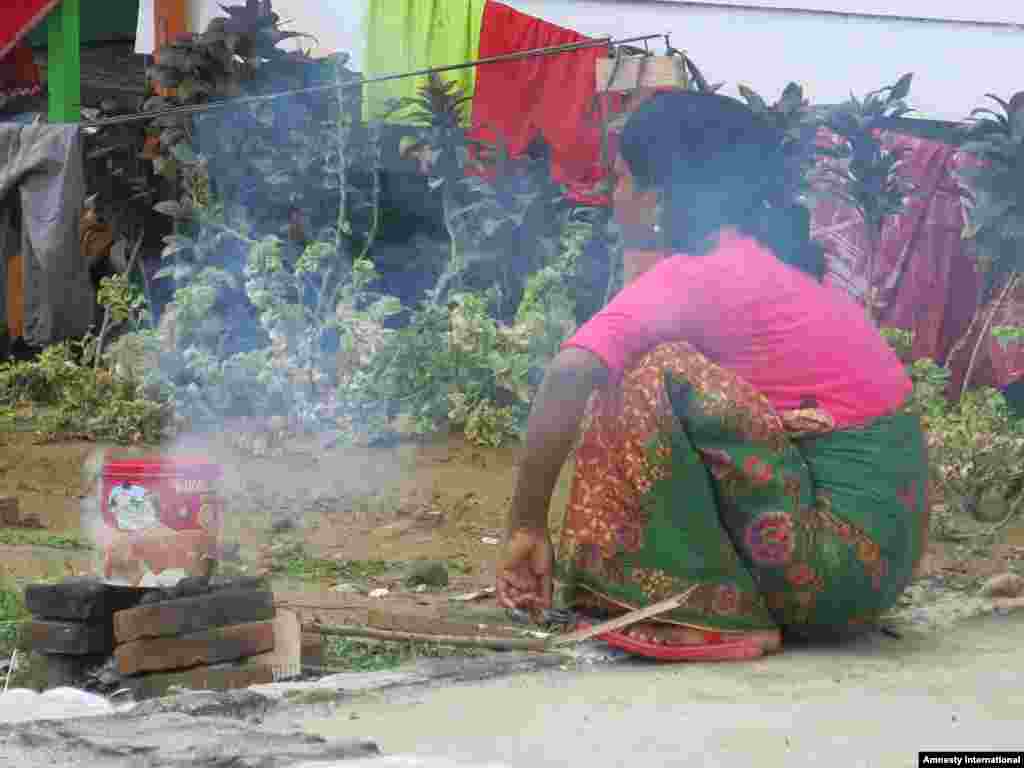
[47,0,81,123]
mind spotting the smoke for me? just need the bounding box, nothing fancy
[89,0,577,587]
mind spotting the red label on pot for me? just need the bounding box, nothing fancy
[96,456,225,587]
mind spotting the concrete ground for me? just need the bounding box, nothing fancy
[303,610,1024,768]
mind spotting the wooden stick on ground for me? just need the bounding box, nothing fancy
[548,587,699,648]
[303,623,549,653]
[305,587,699,654]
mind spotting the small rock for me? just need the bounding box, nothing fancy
[368,588,390,599]
[481,536,501,545]
[414,584,427,593]
[332,583,361,594]
[404,561,450,588]
[271,517,296,533]
[980,572,1024,599]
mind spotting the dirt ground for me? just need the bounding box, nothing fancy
[0,429,575,629]
[1,428,1022,631]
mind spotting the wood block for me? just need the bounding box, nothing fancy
[25,578,150,622]
[115,620,276,676]
[25,619,114,656]
[121,663,275,701]
[114,588,275,643]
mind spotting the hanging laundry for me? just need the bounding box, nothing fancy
[0,124,93,348]
[1,1,60,61]
[811,132,995,389]
[470,1,612,205]
[0,42,43,115]
[362,0,487,122]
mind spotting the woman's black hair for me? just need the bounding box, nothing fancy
[618,90,825,281]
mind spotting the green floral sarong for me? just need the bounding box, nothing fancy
[557,342,929,638]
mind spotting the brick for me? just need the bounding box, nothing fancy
[114,588,275,643]
[121,663,275,700]
[25,619,114,656]
[25,578,150,622]
[115,620,276,676]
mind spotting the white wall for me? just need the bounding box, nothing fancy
[186,0,366,63]
[632,0,1024,26]
[147,0,1021,122]
[504,0,1024,122]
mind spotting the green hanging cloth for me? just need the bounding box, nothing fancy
[362,0,487,122]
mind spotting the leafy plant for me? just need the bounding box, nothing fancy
[737,82,821,207]
[394,75,569,314]
[957,92,1024,266]
[339,290,532,445]
[949,91,1024,396]
[815,74,917,322]
[142,20,393,433]
[883,330,1024,537]
[0,340,173,444]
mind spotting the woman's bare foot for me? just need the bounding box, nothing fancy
[625,622,782,653]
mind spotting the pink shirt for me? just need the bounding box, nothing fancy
[563,231,911,429]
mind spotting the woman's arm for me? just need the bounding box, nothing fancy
[506,348,609,534]
[497,347,608,610]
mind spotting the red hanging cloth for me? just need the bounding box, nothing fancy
[0,41,43,112]
[810,132,1007,390]
[1,0,60,60]
[470,1,613,205]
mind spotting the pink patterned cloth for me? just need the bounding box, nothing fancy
[563,229,912,429]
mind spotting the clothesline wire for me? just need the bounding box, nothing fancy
[79,32,671,129]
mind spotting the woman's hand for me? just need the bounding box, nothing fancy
[496,528,554,612]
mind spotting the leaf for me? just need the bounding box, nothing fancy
[153,156,179,181]
[778,82,804,113]
[173,264,196,282]
[738,84,767,111]
[171,142,199,164]
[1011,106,1024,142]
[889,73,913,102]
[154,200,185,219]
[143,95,170,112]
[969,108,1009,127]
